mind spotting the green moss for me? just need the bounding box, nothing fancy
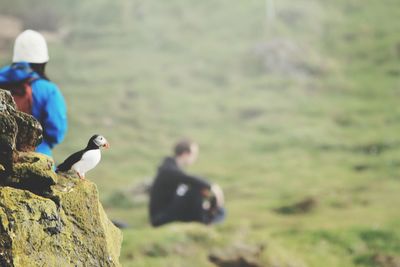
[0,89,122,266]
[7,153,57,197]
[0,180,122,267]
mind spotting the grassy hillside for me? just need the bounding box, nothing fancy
[1,0,400,266]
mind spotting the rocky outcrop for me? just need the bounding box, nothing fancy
[0,90,42,181]
[209,243,265,267]
[0,89,122,266]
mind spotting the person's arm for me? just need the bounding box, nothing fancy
[211,183,224,207]
[43,86,67,148]
[167,169,211,189]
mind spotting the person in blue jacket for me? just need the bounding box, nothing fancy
[0,30,67,157]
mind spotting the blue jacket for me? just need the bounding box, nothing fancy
[31,79,67,156]
[0,62,67,157]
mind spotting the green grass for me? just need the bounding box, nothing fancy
[1,0,400,266]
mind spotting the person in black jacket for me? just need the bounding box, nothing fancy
[149,139,225,227]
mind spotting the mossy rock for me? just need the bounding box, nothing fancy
[0,114,17,150]
[0,90,16,114]
[209,243,265,267]
[0,114,17,182]
[0,89,122,266]
[0,90,43,153]
[13,111,42,152]
[0,151,122,266]
[7,152,56,195]
[0,179,122,267]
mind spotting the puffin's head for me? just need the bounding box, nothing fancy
[89,134,110,149]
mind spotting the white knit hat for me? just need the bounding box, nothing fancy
[13,30,49,63]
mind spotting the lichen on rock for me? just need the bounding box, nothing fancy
[0,89,41,182]
[13,111,42,152]
[0,89,122,266]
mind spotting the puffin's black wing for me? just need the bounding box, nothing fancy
[56,150,85,172]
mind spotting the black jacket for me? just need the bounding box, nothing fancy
[149,157,211,225]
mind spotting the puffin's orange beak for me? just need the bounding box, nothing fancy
[103,142,110,149]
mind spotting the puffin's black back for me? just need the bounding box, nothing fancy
[56,135,101,172]
[56,149,86,172]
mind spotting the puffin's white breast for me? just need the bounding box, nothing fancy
[71,149,101,175]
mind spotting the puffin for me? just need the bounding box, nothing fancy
[56,134,110,179]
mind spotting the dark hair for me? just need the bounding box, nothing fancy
[29,63,49,80]
[174,139,195,156]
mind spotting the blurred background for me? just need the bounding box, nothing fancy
[1,0,399,266]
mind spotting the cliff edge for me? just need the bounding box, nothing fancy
[0,89,122,267]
